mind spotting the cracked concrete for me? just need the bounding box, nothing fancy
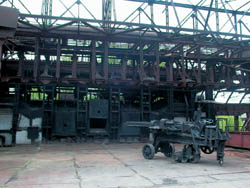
[0,143,250,188]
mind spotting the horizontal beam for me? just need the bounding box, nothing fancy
[125,0,250,16]
[19,14,250,39]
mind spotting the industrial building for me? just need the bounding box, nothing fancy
[0,1,250,187]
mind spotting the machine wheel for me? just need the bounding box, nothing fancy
[142,144,155,160]
[218,159,224,166]
[162,143,175,157]
[201,146,214,154]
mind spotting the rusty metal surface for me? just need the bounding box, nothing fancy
[227,132,250,149]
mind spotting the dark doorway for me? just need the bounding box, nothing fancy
[90,118,107,129]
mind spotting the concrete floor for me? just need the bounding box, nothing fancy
[0,143,250,188]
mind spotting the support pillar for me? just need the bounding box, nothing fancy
[168,88,174,119]
[33,37,40,79]
[167,60,173,82]
[91,40,96,83]
[17,51,24,77]
[197,47,201,84]
[104,41,109,81]
[234,115,239,132]
[181,47,187,83]
[0,40,4,78]
[56,39,61,79]
[155,43,160,83]
[205,86,215,120]
[121,56,127,80]
[72,53,77,78]
[139,44,144,82]
[165,0,169,32]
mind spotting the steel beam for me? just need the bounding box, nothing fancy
[139,43,144,82]
[234,115,239,131]
[56,39,61,79]
[167,59,173,82]
[126,0,250,16]
[121,55,127,80]
[155,43,160,83]
[0,40,4,78]
[33,37,40,79]
[19,14,250,39]
[104,41,109,81]
[17,51,24,77]
[72,53,77,78]
[91,40,96,83]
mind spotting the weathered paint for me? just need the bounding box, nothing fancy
[227,132,250,149]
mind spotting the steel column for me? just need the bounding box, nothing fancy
[56,39,61,79]
[17,51,24,77]
[234,115,239,132]
[0,40,4,78]
[165,0,169,32]
[72,53,77,78]
[91,40,96,83]
[167,60,173,82]
[121,56,127,80]
[139,43,144,82]
[197,47,201,84]
[104,41,109,81]
[155,43,160,83]
[33,37,40,79]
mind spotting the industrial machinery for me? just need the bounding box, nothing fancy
[0,1,250,143]
[126,109,230,165]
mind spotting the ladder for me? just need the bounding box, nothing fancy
[42,85,54,141]
[140,87,151,121]
[12,84,20,145]
[109,88,120,139]
[76,86,88,138]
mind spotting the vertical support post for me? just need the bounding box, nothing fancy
[168,88,174,119]
[167,60,173,82]
[197,47,201,84]
[33,37,40,79]
[226,67,232,86]
[215,0,219,34]
[239,20,242,41]
[17,51,24,77]
[165,0,169,32]
[104,41,109,81]
[139,43,144,82]
[234,115,239,132]
[155,43,160,83]
[208,63,214,84]
[102,0,112,28]
[132,59,136,81]
[56,39,61,79]
[150,3,154,24]
[205,86,215,120]
[91,40,96,83]
[121,56,127,80]
[234,13,238,41]
[72,53,77,78]
[193,9,198,34]
[181,47,186,82]
[0,40,4,78]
